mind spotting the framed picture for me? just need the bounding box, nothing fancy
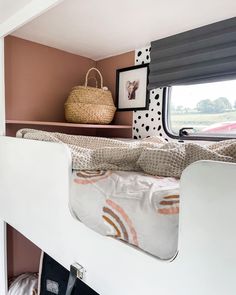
[116,64,149,111]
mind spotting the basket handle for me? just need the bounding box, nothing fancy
[85,67,103,89]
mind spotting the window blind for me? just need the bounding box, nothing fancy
[149,17,236,89]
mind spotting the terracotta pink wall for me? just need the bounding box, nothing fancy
[96,52,134,137]
[5,36,95,122]
[96,52,134,125]
[7,226,41,277]
[5,36,134,138]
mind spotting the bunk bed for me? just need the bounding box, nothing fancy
[1,1,236,294]
[0,136,235,295]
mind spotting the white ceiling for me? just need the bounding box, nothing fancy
[12,0,236,60]
[0,0,32,24]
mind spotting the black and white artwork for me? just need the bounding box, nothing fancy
[116,64,149,111]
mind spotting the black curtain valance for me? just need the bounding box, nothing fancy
[149,17,236,89]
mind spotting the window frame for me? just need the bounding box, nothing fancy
[162,87,236,142]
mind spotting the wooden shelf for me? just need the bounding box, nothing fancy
[6,120,132,129]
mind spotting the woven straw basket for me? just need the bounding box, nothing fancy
[65,67,116,124]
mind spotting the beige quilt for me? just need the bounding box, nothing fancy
[17,129,236,178]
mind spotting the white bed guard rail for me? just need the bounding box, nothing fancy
[0,136,235,295]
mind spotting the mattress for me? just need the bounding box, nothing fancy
[70,170,180,259]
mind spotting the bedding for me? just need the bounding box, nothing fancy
[17,128,236,178]
[70,170,180,259]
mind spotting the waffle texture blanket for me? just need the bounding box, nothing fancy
[17,129,236,178]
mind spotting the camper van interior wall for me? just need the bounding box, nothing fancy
[133,87,166,140]
[133,47,168,140]
[2,1,236,294]
[116,64,149,111]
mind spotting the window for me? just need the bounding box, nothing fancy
[166,79,236,138]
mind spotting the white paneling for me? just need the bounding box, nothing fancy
[0,221,7,295]
[0,38,5,136]
[12,0,236,60]
[0,137,236,294]
[0,37,7,295]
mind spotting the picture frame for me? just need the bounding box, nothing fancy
[116,64,149,111]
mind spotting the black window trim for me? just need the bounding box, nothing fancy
[162,86,236,142]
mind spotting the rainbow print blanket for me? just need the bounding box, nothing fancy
[70,170,179,259]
